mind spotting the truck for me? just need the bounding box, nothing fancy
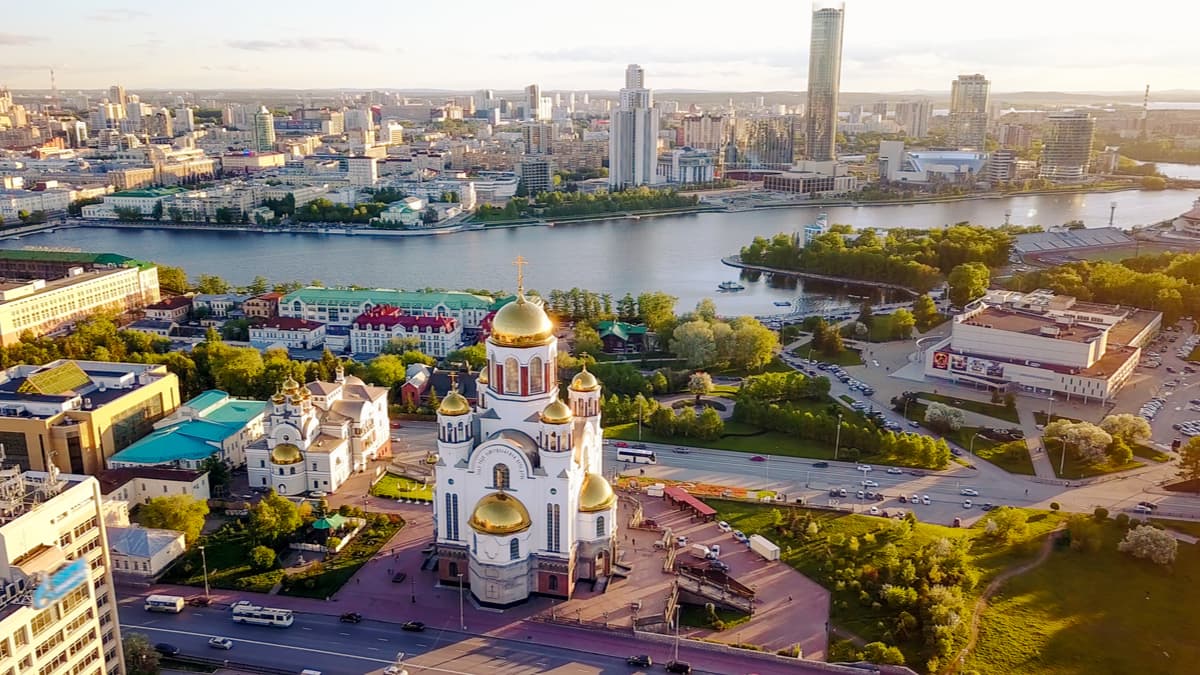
[689,544,713,560]
[749,534,780,561]
[645,483,665,498]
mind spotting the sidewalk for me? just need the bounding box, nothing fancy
[1018,406,1058,480]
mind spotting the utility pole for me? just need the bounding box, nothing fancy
[200,545,211,601]
[457,574,466,630]
[834,413,844,461]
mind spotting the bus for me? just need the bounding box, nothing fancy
[616,447,657,464]
[231,601,295,627]
[143,595,185,613]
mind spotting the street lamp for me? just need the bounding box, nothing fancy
[411,576,416,604]
[457,573,466,630]
[1059,438,1070,477]
[673,604,682,665]
[833,413,844,461]
[1109,200,1117,226]
[969,433,985,457]
[199,545,211,601]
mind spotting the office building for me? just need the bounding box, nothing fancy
[656,148,715,184]
[729,116,796,169]
[521,123,555,155]
[805,2,845,161]
[986,149,1018,183]
[608,64,661,189]
[524,85,551,122]
[0,468,125,675]
[949,74,990,150]
[517,158,552,196]
[923,289,1159,402]
[894,100,931,139]
[174,107,194,134]
[1039,112,1095,183]
[252,106,276,152]
[107,390,266,470]
[678,114,727,152]
[108,85,126,107]
[350,305,462,357]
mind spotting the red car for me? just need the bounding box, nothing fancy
[613,441,629,448]
[750,455,766,462]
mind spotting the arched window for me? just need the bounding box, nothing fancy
[448,561,459,578]
[504,357,519,393]
[596,516,606,538]
[493,464,510,490]
[510,538,520,561]
[548,575,558,591]
[529,356,544,393]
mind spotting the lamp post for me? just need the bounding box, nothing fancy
[969,433,983,457]
[1109,200,1117,226]
[1003,209,1012,226]
[457,573,466,630]
[637,397,643,441]
[673,604,682,664]
[411,576,416,604]
[833,413,844,461]
[1059,438,1070,477]
[199,545,211,602]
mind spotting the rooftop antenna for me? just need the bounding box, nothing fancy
[1140,84,1150,139]
[49,68,59,111]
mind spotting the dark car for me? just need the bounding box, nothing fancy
[631,443,647,450]
[154,643,180,656]
[665,661,693,674]
[1137,501,1159,511]
[391,572,408,583]
[812,461,829,468]
[749,455,766,462]
[401,621,426,632]
[627,655,653,667]
[339,612,363,623]
[187,596,212,607]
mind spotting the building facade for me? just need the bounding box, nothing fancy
[608,64,660,189]
[349,305,461,357]
[107,390,265,470]
[1039,112,1096,183]
[249,318,326,350]
[656,148,715,184]
[0,470,125,675]
[280,288,495,330]
[434,285,616,607]
[948,74,990,150]
[805,2,845,162]
[245,371,389,496]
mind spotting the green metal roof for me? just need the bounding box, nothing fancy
[0,250,133,265]
[597,321,647,341]
[281,287,494,310]
[205,399,267,426]
[110,187,189,198]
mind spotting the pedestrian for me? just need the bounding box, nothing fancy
[1025,489,1028,496]
[356,578,360,585]
[789,596,793,602]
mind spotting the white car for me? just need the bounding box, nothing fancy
[962,500,973,509]
[717,521,731,533]
[208,637,233,650]
[861,479,879,488]
[309,490,327,498]
[886,467,903,474]
[857,464,873,472]
[922,495,932,505]
[960,488,979,496]
[1133,504,1154,514]
[868,506,881,515]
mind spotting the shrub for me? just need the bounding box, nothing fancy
[1115,513,1131,527]
[1093,507,1109,521]
[327,536,343,550]
[1118,525,1178,565]
[1050,502,1060,511]
[250,545,276,571]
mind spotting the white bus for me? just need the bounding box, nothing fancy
[143,595,185,613]
[616,447,657,464]
[231,602,295,627]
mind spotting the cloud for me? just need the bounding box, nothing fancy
[0,33,42,46]
[87,8,150,22]
[200,64,252,73]
[226,37,381,53]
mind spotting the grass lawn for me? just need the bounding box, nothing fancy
[965,522,1200,675]
[161,527,283,593]
[709,499,1066,665]
[840,315,902,343]
[838,394,856,405]
[370,474,434,501]
[974,440,1037,475]
[678,604,752,631]
[917,392,1020,424]
[1044,442,1141,479]
[280,514,404,599]
[789,341,863,366]
[1133,442,1171,463]
[1033,411,1084,426]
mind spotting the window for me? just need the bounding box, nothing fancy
[259,460,265,467]
[493,464,510,490]
[448,561,459,577]
[312,462,317,470]
[504,357,519,393]
[547,504,561,552]
[548,575,558,591]
[31,608,59,636]
[529,356,544,393]
[596,516,606,538]
[510,539,520,561]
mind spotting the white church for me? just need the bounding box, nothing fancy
[246,369,390,496]
[433,268,617,607]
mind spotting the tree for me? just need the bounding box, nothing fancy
[250,545,276,571]
[695,298,719,322]
[1141,175,1167,190]
[138,495,209,544]
[247,275,270,295]
[858,300,874,324]
[249,489,302,543]
[1118,525,1178,565]
[636,291,678,335]
[200,456,230,493]
[380,336,421,354]
[1044,420,1112,465]
[366,354,409,388]
[888,308,916,339]
[155,264,189,295]
[195,274,231,294]
[1099,413,1152,445]
[124,633,161,675]
[446,343,487,369]
[924,402,964,433]
[820,323,845,356]
[688,371,713,404]
[983,506,1028,542]
[573,322,604,357]
[1067,514,1102,553]
[1177,436,1200,484]
[694,406,724,440]
[670,320,717,368]
[912,294,939,330]
[728,319,779,371]
[947,262,990,307]
[151,201,164,221]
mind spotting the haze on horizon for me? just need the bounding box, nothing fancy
[2,0,1196,94]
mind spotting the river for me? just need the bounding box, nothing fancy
[1152,162,1200,180]
[3,188,1196,316]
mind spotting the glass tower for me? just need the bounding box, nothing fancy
[805,1,845,162]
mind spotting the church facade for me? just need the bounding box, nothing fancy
[246,368,390,496]
[433,283,617,607]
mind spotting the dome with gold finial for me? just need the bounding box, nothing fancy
[468,492,532,535]
[270,443,303,465]
[490,294,554,348]
[477,368,488,386]
[282,376,300,393]
[438,388,471,416]
[540,398,573,424]
[271,390,286,405]
[579,473,616,512]
[570,364,599,392]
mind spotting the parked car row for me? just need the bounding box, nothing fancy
[1139,396,1167,421]
[1172,418,1200,437]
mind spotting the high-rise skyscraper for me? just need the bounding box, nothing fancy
[948,74,990,150]
[609,64,660,189]
[805,1,845,162]
[1039,111,1095,183]
[729,116,797,169]
[894,100,931,139]
[253,106,276,152]
[108,84,127,107]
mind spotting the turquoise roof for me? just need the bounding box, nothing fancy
[282,287,494,310]
[597,321,647,341]
[110,426,220,464]
[187,390,229,413]
[108,391,266,466]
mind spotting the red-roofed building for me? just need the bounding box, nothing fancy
[350,304,462,356]
[249,317,326,349]
[244,292,283,319]
[144,295,193,322]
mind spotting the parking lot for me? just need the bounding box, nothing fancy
[1118,321,1200,449]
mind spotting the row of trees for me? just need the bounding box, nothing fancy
[543,288,677,332]
[476,186,699,221]
[1043,413,1152,467]
[668,302,779,371]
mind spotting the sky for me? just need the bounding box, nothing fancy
[2,0,1197,94]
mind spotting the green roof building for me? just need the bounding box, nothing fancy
[107,390,266,470]
[280,287,496,329]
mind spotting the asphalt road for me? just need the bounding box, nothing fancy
[120,605,663,675]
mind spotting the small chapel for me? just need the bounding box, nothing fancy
[433,260,616,606]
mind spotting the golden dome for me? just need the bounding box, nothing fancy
[271,392,286,404]
[570,365,599,392]
[468,492,532,535]
[579,473,616,512]
[490,295,554,347]
[282,376,300,392]
[541,398,573,424]
[270,443,303,465]
[438,389,471,416]
[477,369,489,385]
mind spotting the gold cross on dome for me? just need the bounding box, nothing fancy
[449,371,459,391]
[513,255,528,295]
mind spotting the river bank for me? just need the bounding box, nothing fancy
[721,255,921,296]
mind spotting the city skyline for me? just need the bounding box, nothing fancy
[2,0,1198,93]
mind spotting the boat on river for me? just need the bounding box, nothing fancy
[774,300,792,307]
[718,281,746,292]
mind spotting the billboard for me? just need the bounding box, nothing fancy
[32,558,89,609]
[932,351,950,370]
[933,351,1004,378]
